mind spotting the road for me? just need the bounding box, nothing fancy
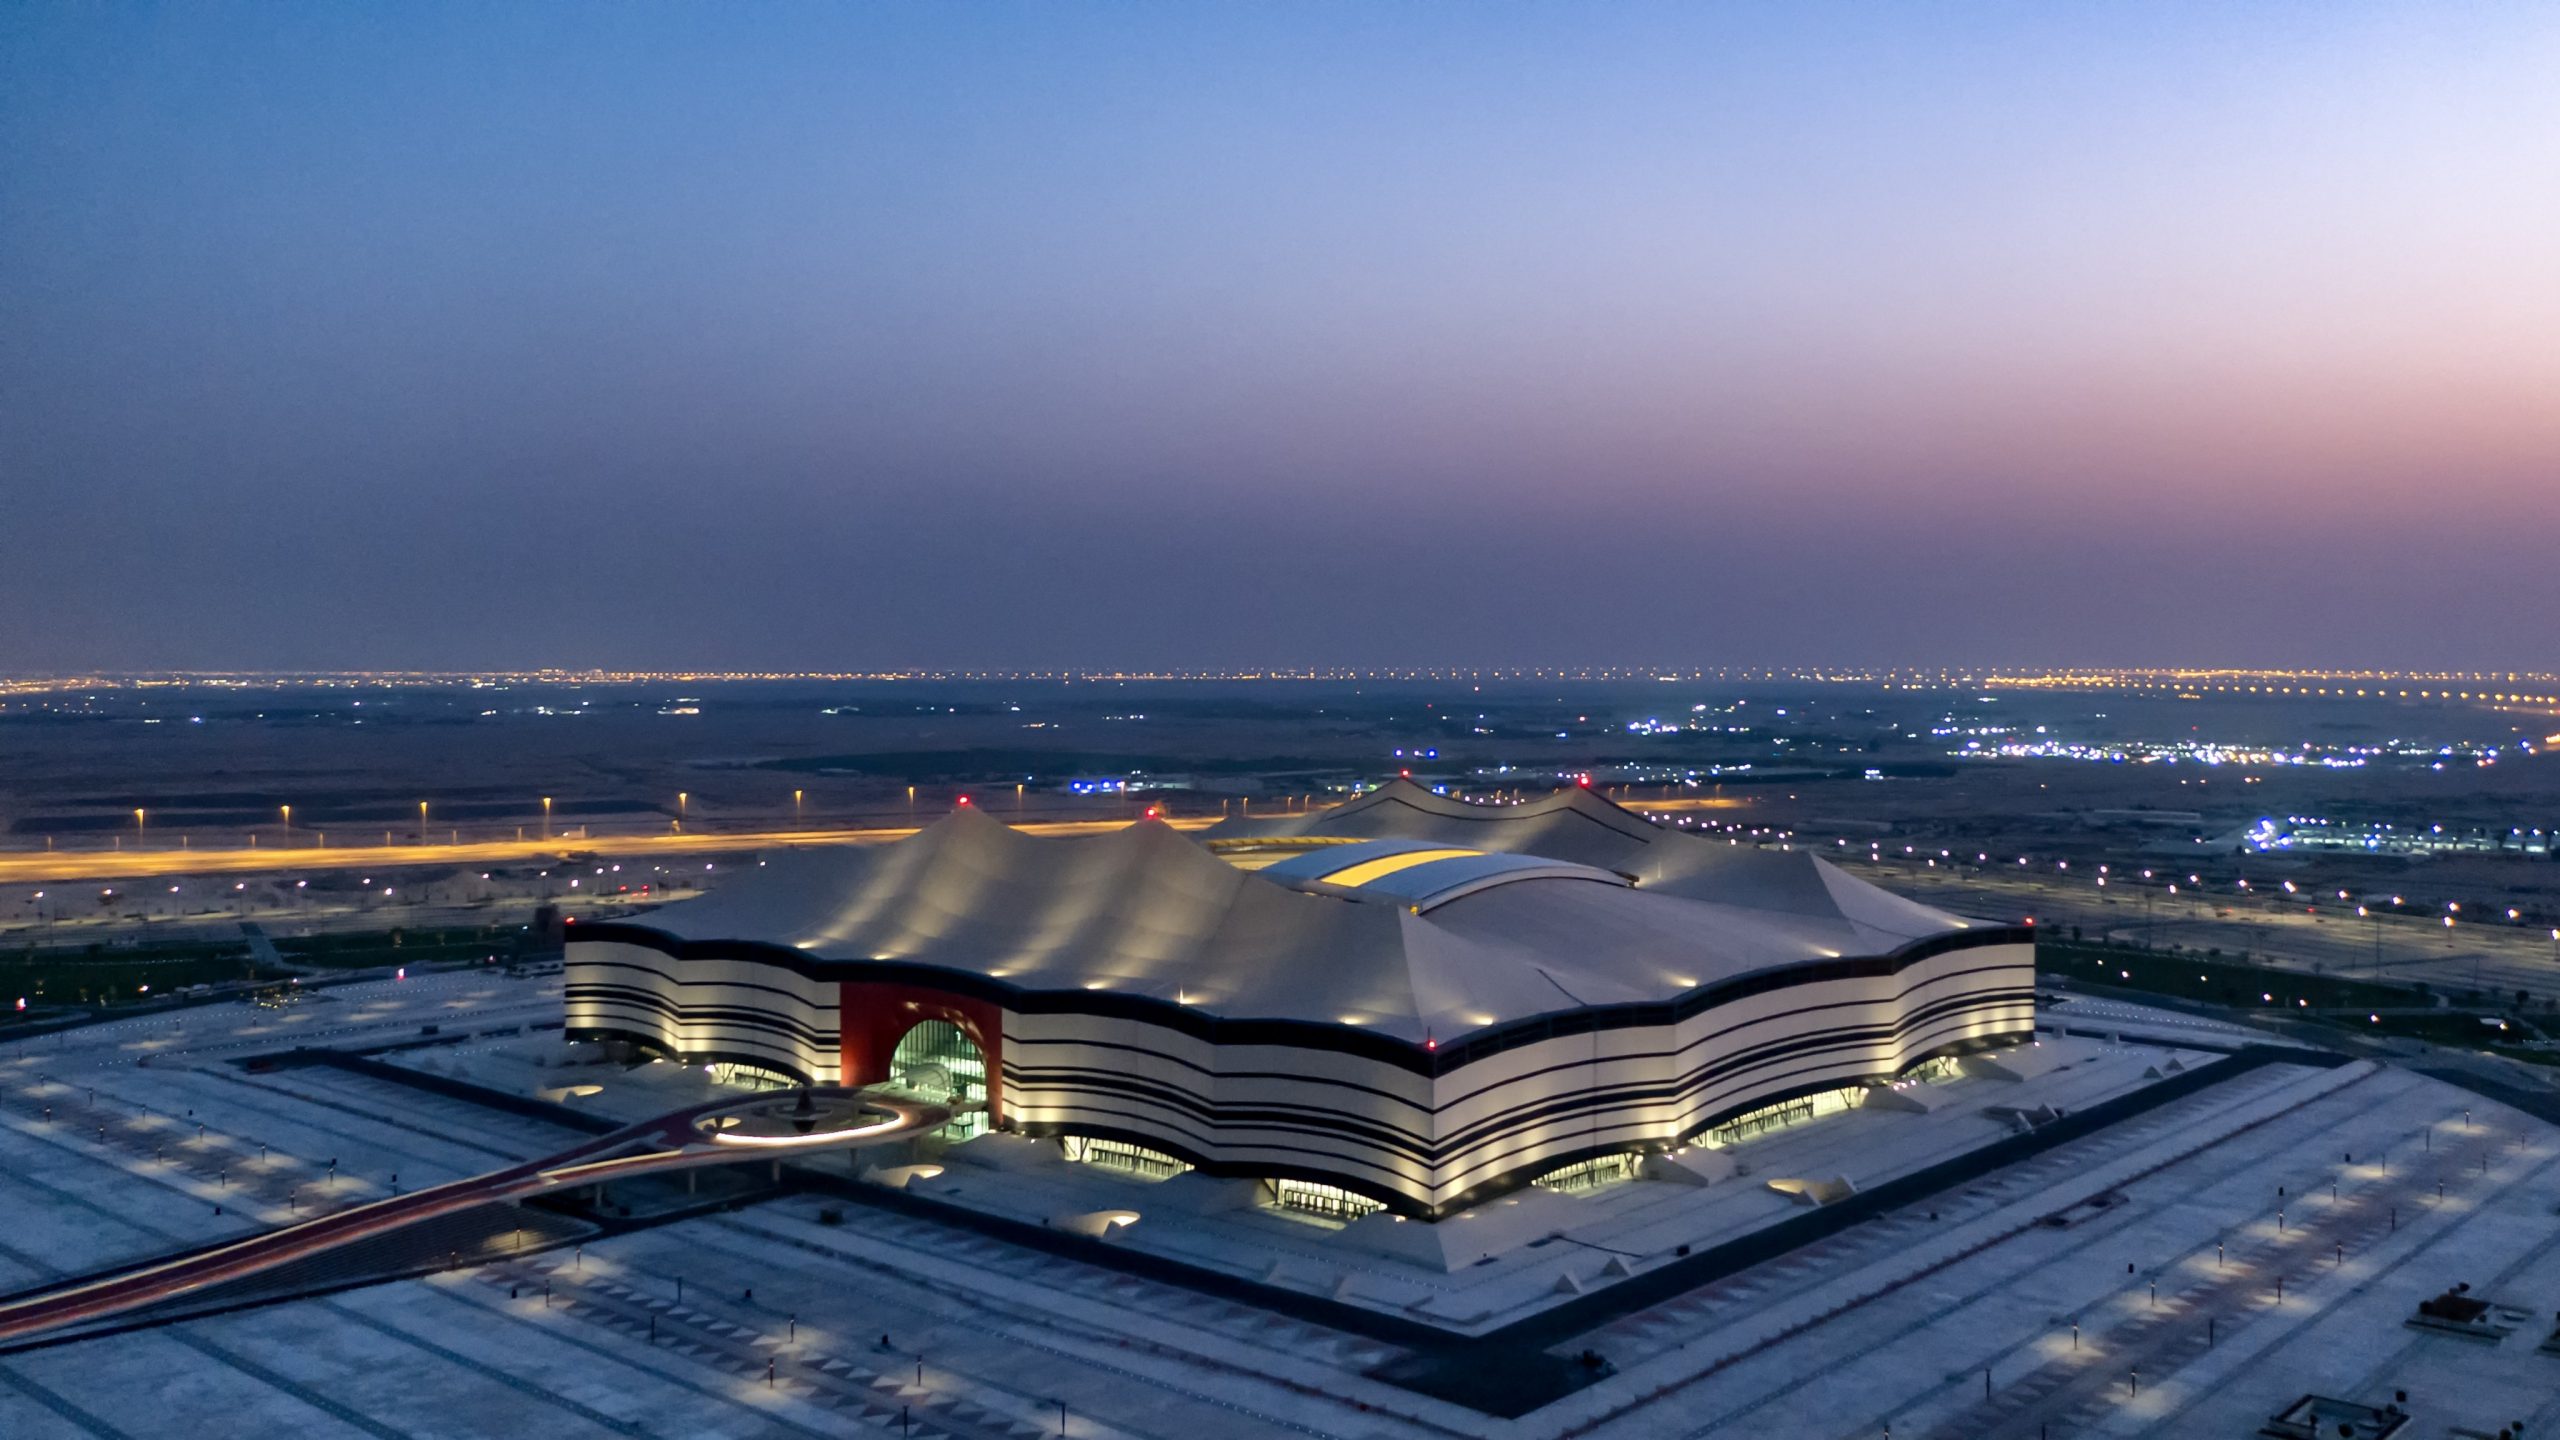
[0,815,1221,887]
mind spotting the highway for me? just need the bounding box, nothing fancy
[0,814,1221,886]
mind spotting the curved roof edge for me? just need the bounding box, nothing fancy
[569,917,2035,1077]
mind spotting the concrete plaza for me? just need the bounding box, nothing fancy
[5,982,2557,1439]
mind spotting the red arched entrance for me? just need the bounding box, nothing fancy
[840,982,1003,1123]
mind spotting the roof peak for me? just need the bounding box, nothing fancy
[1339,777,1666,834]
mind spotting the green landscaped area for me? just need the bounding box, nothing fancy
[2040,939,2559,1065]
[2039,939,2431,1013]
[274,924,522,969]
[0,923,530,1018]
[2356,1009,2545,1044]
[0,940,293,1009]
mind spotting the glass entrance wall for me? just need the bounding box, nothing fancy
[1532,1151,1643,1195]
[1262,1178,1386,1226]
[1060,1136,1192,1181]
[890,1019,990,1140]
[704,1061,799,1092]
[1694,1084,1866,1148]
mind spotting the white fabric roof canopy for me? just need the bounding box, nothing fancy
[642,789,1979,1045]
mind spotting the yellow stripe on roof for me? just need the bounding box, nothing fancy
[1318,848,1483,888]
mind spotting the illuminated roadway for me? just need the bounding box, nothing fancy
[0,1085,950,1346]
[11,800,2548,1001]
[0,814,1222,886]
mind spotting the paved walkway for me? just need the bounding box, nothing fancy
[0,1088,945,1346]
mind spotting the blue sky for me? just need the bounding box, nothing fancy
[5,3,2555,668]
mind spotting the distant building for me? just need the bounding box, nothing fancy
[568,782,2033,1218]
[2082,809,2207,828]
[1062,772,1196,794]
[2244,815,2552,858]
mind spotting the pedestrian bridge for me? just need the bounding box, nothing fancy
[0,1085,948,1346]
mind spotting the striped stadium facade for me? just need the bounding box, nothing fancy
[567,783,2033,1217]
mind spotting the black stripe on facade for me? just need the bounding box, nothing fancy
[568,923,2038,1214]
[565,1026,826,1087]
[1004,1016,2034,1216]
[569,920,2033,1077]
[995,986,2037,1173]
[986,958,2024,1117]
[566,981,840,1047]
[570,948,2027,1138]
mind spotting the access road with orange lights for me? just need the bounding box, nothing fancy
[0,816,1222,888]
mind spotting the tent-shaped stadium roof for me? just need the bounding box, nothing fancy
[1255,837,1628,910]
[629,790,1980,1046]
[1210,778,1967,935]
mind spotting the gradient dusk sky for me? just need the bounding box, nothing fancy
[4,2,2555,671]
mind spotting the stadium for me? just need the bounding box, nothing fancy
[566,781,2035,1217]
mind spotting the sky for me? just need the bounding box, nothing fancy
[4,2,2556,672]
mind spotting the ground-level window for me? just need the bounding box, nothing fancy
[1533,1151,1643,1195]
[1694,1084,1871,1148]
[1263,1178,1386,1226]
[703,1060,799,1092]
[890,1019,989,1141]
[1061,1136,1192,1181]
